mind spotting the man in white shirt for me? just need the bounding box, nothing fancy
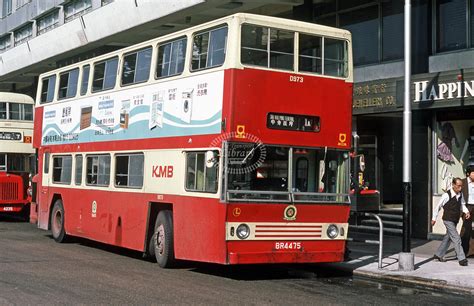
[432,177,470,266]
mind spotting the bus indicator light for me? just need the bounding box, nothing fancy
[338,133,347,146]
[23,136,32,143]
[236,125,245,138]
[232,207,241,217]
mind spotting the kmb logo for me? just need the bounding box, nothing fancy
[152,165,174,178]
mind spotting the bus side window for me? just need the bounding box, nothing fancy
[40,75,57,104]
[75,155,83,185]
[185,151,218,193]
[156,37,187,79]
[58,68,79,100]
[80,65,90,96]
[92,57,118,92]
[115,153,144,188]
[122,47,152,86]
[44,152,50,174]
[86,155,110,186]
[191,25,228,71]
[52,155,72,184]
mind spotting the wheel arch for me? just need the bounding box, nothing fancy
[144,202,173,256]
[48,193,63,231]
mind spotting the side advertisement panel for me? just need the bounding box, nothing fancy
[41,71,224,145]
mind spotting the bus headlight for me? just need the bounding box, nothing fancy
[236,224,250,240]
[327,224,339,239]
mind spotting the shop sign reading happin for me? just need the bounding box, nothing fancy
[414,80,474,102]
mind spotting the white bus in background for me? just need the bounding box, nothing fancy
[0,92,34,220]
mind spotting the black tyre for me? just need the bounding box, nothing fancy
[51,199,67,243]
[153,210,175,268]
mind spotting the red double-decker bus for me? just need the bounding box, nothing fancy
[0,92,34,220]
[33,13,353,267]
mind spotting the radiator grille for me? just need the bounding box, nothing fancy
[0,182,19,201]
[254,224,322,239]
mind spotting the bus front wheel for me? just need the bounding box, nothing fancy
[51,199,67,243]
[153,210,175,268]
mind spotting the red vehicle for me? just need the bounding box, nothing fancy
[33,14,353,267]
[0,92,34,219]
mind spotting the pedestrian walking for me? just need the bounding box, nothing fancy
[432,177,470,266]
[461,166,474,257]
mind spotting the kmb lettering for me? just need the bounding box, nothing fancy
[152,165,174,178]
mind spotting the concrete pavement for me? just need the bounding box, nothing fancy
[324,233,474,295]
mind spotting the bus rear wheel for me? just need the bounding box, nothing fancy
[153,210,175,268]
[51,199,67,243]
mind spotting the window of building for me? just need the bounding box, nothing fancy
[40,75,57,104]
[0,34,10,52]
[340,5,378,65]
[436,0,467,52]
[382,0,404,61]
[37,10,59,35]
[121,47,152,86]
[58,68,79,100]
[2,0,11,18]
[102,0,113,5]
[80,65,90,95]
[191,26,228,71]
[115,153,144,188]
[75,155,83,185]
[14,23,32,46]
[92,57,118,92]
[16,0,31,9]
[86,154,110,186]
[185,151,218,193]
[65,0,92,22]
[156,37,187,78]
[472,0,474,46]
[312,0,410,66]
[241,24,294,71]
[52,155,72,184]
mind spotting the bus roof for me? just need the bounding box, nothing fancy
[0,92,34,104]
[36,13,352,80]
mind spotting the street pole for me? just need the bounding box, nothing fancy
[403,0,412,253]
[399,0,414,271]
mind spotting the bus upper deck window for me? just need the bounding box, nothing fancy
[80,65,90,96]
[157,37,187,78]
[122,47,152,86]
[324,38,348,78]
[40,75,56,104]
[0,102,6,119]
[299,34,322,74]
[191,26,228,71]
[58,68,79,100]
[241,24,294,71]
[92,57,118,92]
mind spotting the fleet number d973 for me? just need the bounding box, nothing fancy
[275,242,302,250]
[289,75,304,83]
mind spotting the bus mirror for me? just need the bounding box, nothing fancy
[359,155,365,172]
[205,151,217,168]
